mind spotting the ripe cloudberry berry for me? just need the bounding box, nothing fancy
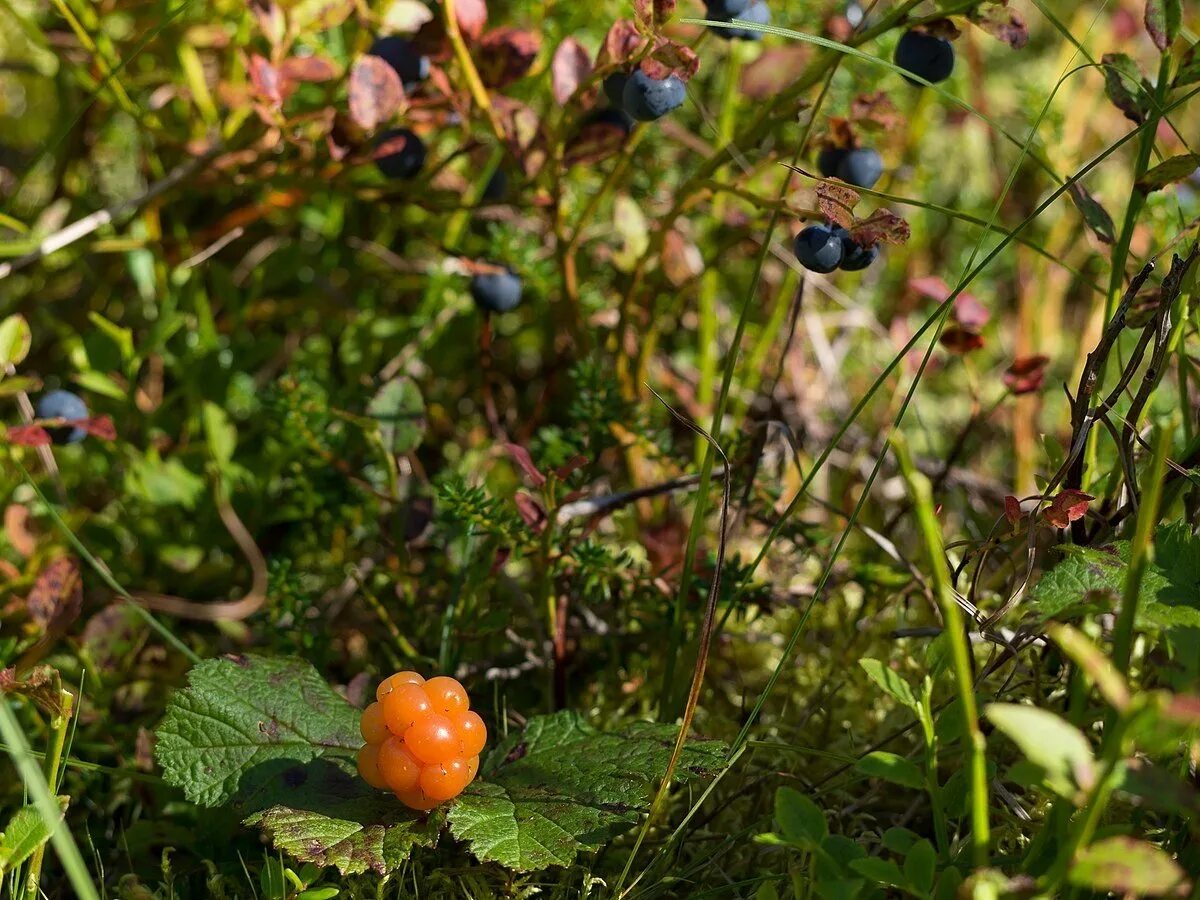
[382,682,432,734]
[359,670,488,810]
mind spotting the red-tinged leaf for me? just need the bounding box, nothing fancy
[646,40,700,82]
[1174,42,1200,87]
[816,181,860,228]
[1101,53,1150,124]
[349,55,405,130]
[551,37,592,105]
[597,19,645,68]
[279,54,339,83]
[849,209,910,246]
[1137,153,1200,193]
[492,96,542,159]
[909,275,981,306]
[81,415,117,441]
[740,46,810,100]
[1144,0,1181,52]
[7,424,51,446]
[554,455,589,479]
[1163,694,1200,726]
[1004,355,1050,394]
[953,293,990,329]
[477,28,541,88]
[662,228,703,286]
[850,91,901,130]
[4,504,37,558]
[968,2,1029,49]
[452,0,487,41]
[27,556,82,632]
[247,53,283,108]
[248,0,286,46]
[489,546,511,575]
[504,443,547,486]
[922,18,961,41]
[655,0,677,24]
[513,491,548,532]
[1004,495,1022,525]
[1043,489,1094,529]
[939,327,985,354]
[0,666,64,718]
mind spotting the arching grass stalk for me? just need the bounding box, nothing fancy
[0,698,100,900]
[893,436,989,867]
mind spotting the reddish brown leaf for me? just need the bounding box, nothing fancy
[909,275,981,308]
[27,556,82,631]
[279,54,339,83]
[597,19,646,68]
[81,415,117,441]
[662,228,703,286]
[551,37,592,104]
[4,505,36,558]
[1004,495,1022,525]
[6,424,51,446]
[646,40,700,82]
[247,53,283,108]
[513,491,547,532]
[1144,0,1181,52]
[922,18,961,40]
[850,91,901,130]
[566,112,631,167]
[969,2,1030,49]
[849,209,910,246]
[504,442,547,486]
[816,181,860,228]
[739,46,810,100]
[939,327,985,354]
[1004,355,1050,394]
[1163,694,1200,725]
[554,455,589,479]
[1043,489,1094,529]
[953,293,991,330]
[477,27,541,88]
[453,0,488,41]
[349,55,405,130]
[0,666,64,718]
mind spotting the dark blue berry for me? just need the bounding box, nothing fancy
[374,128,426,179]
[894,30,955,85]
[622,70,686,121]
[710,0,770,41]
[369,36,430,88]
[603,72,629,109]
[833,228,879,271]
[704,0,751,16]
[793,225,843,274]
[471,269,523,313]
[817,147,848,178]
[836,147,883,189]
[35,389,88,445]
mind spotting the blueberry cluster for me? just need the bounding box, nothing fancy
[793,224,879,274]
[817,146,883,190]
[704,0,770,41]
[894,30,955,85]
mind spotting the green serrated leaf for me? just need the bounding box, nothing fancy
[985,703,1094,800]
[858,658,918,711]
[774,787,827,849]
[0,315,32,369]
[368,377,426,454]
[0,798,66,874]
[155,655,361,807]
[855,751,925,790]
[447,711,726,871]
[1069,837,1187,895]
[1144,0,1181,51]
[244,757,442,876]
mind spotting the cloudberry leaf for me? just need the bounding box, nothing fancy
[155,654,362,807]
[242,758,443,875]
[447,710,726,871]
